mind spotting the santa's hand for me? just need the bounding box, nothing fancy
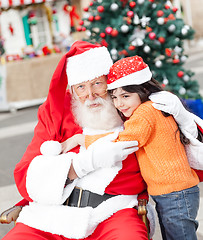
[72,132,139,178]
[91,131,139,168]
[149,91,198,138]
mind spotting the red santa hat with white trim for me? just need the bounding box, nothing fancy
[66,41,113,86]
[107,56,152,90]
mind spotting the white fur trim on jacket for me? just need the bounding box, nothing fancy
[26,152,77,204]
[66,46,113,86]
[185,113,203,170]
[76,164,122,195]
[107,66,152,90]
[17,195,138,239]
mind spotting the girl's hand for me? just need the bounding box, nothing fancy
[61,134,85,153]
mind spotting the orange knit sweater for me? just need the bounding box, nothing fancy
[85,101,199,195]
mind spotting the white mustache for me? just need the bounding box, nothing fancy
[84,97,104,107]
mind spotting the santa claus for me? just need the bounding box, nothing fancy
[2,41,203,240]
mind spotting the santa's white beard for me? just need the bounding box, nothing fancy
[71,95,123,130]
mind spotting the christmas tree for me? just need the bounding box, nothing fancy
[78,0,202,99]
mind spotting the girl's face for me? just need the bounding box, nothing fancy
[111,87,141,118]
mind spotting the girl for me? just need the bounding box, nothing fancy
[62,56,200,240]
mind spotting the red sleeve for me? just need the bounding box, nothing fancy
[14,93,82,201]
[194,124,203,182]
[15,199,29,207]
[14,104,54,201]
[193,169,203,182]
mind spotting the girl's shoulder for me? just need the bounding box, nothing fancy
[136,100,155,113]
[132,101,159,123]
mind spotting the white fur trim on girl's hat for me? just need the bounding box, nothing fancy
[66,46,113,86]
[107,56,152,90]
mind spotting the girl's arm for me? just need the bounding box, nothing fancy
[85,111,152,149]
[61,134,85,153]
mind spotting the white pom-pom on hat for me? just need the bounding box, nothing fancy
[40,141,62,156]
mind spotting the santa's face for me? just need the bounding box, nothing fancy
[71,93,123,131]
[72,75,108,108]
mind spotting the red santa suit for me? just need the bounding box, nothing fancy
[3,41,203,240]
[3,41,152,240]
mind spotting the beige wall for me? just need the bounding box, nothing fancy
[6,53,63,102]
[180,0,203,39]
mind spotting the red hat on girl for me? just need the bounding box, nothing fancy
[107,56,152,90]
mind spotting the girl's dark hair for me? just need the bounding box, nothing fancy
[109,77,190,145]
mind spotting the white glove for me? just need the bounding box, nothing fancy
[72,131,139,178]
[149,91,198,138]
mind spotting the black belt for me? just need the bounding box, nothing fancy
[65,187,115,208]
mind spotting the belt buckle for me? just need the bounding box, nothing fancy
[75,187,83,207]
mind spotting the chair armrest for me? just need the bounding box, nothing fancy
[138,199,150,240]
[0,206,22,224]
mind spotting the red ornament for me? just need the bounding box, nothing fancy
[127,11,134,18]
[82,27,86,31]
[97,6,104,12]
[177,71,184,78]
[149,0,155,2]
[29,11,35,18]
[83,7,89,12]
[105,26,113,34]
[8,23,14,35]
[165,5,170,9]
[89,2,93,6]
[123,50,129,56]
[129,1,136,8]
[158,37,165,44]
[42,46,51,55]
[129,45,136,51]
[88,15,94,22]
[125,17,132,25]
[168,14,175,20]
[173,59,180,64]
[172,7,178,13]
[119,50,129,56]
[146,26,152,32]
[52,9,57,14]
[165,48,172,57]
[95,15,101,21]
[111,29,119,37]
[76,26,82,31]
[101,39,108,47]
[120,0,128,7]
[149,32,156,40]
[100,32,106,38]
[157,10,164,17]
[79,20,84,25]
